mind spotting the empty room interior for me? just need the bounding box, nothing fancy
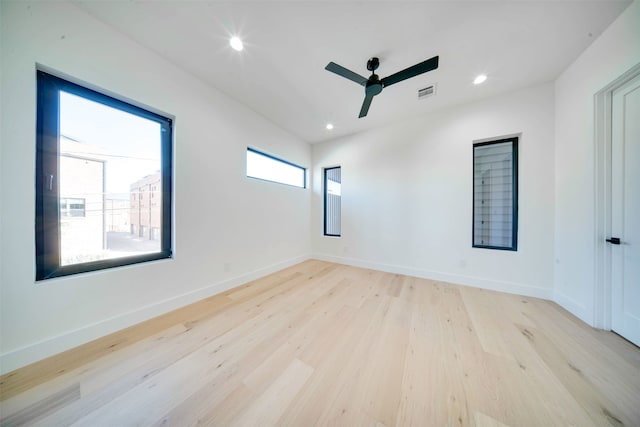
[1,1,640,425]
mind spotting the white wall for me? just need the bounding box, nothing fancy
[312,83,555,298]
[554,1,640,325]
[0,1,311,373]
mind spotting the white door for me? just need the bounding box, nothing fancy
[611,73,640,346]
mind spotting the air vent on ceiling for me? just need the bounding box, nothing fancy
[418,84,436,99]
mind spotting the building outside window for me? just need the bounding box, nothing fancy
[130,172,162,241]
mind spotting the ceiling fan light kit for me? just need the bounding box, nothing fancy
[325,55,439,118]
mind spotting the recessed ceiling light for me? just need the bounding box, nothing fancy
[230,36,243,52]
[473,74,487,85]
[326,123,334,130]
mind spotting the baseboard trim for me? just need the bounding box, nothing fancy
[553,291,593,326]
[0,254,311,374]
[313,253,554,300]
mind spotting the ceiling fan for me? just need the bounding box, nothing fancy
[325,55,439,118]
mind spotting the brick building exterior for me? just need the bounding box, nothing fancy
[130,172,161,240]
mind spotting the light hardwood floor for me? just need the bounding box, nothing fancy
[1,260,639,426]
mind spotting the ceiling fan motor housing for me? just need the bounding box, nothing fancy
[366,74,383,96]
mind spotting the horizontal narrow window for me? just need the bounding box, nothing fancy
[36,70,173,280]
[472,137,518,250]
[246,148,306,188]
[324,166,341,236]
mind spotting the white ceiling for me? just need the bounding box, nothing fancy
[75,1,631,144]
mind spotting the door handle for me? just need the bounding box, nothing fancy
[606,237,621,245]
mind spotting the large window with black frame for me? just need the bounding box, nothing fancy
[472,137,518,250]
[35,70,173,280]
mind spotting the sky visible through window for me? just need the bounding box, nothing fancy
[327,178,341,196]
[60,91,161,198]
[246,149,305,188]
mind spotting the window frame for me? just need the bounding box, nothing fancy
[35,70,173,281]
[323,166,341,237]
[246,147,306,189]
[472,136,518,251]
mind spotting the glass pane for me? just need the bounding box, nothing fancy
[473,141,514,248]
[246,149,305,188]
[59,91,162,266]
[324,167,341,236]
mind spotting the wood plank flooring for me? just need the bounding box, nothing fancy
[1,260,639,426]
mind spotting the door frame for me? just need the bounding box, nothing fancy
[593,63,640,330]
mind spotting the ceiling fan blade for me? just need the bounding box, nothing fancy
[359,94,374,118]
[381,55,439,88]
[325,62,368,86]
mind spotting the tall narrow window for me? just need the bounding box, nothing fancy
[36,71,173,280]
[324,167,341,237]
[472,137,518,250]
